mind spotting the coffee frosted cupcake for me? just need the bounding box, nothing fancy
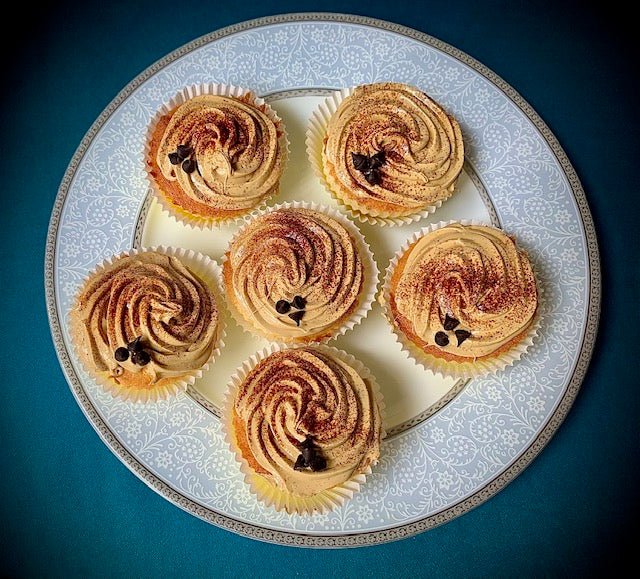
[225,345,384,514]
[222,203,377,344]
[70,248,224,401]
[382,222,539,378]
[309,82,464,223]
[146,84,287,227]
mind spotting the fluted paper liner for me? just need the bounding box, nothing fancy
[144,83,289,229]
[379,220,543,379]
[221,201,379,345]
[306,87,456,227]
[223,344,386,515]
[70,246,226,403]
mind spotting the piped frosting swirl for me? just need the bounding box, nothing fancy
[323,82,464,217]
[391,223,538,359]
[154,94,284,216]
[73,252,219,387]
[233,347,382,496]
[224,207,364,341]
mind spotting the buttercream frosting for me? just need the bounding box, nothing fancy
[323,82,464,216]
[73,252,219,386]
[155,94,283,214]
[224,208,364,341]
[233,347,381,496]
[391,224,538,358]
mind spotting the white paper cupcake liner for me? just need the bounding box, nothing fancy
[70,246,226,403]
[222,343,386,515]
[379,220,543,379]
[306,86,456,227]
[221,200,379,345]
[144,83,289,229]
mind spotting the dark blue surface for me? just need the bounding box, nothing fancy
[2,1,638,576]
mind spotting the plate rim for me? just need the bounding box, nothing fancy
[44,12,601,548]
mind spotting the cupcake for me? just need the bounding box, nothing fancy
[146,84,287,227]
[222,203,377,344]
[311,82,464,222]
[225,345,383,514]
[383,222,539,377]
[70,248,224,401]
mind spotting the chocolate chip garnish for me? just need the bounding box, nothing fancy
[288,310,305,326]
[351,152,370,171]
[127,336,143,352]
[455,329,472,346]
[168,152,180,165]
[131,350,151,366]
[182,158,197,174]
[292,436,327,472]
[351,151,386,186]
[114,347,129,362]
[364,170,382,185]
[301,446,314,465]
[443,314,460,331]
[309,456,327,472]
[435,331,449,347]
[291,295,306,310]
[369,151,386,168]
[176,144,192,160]
[275,299,290,314]
[299,436,314,449]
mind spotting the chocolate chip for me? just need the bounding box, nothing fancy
[114,347,129,362]
[131,350,151,366]
[176,144,192,160]
[364,170,381,185]
[293,454,306,471]
[275,299,290,314]
[309,456,327,472]
[455,329,472,346]
[435,331,449,347]
[352,151,386,187]
[182,158,197,174]
[127,336,143,352]
[351,152,370,171]
[291,295,306,310]
[168,152,180,165]
[443,314,460,331]
[301,447,314,467]
[299,436,314,449]
[370,151,386,168]
[288,310,305,326]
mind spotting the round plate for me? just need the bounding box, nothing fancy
[45,13,600,547]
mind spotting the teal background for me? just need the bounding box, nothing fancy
[2,1,638,576]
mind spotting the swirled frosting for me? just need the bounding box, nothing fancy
[323,82,464,216]
[391,224,538,359]
[224,208,364,341]
[233,348,381,496]
[73,252,219,387]
[154,94,284,216]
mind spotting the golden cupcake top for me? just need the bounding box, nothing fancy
[223,207,365,342]
[390,223,538,359]
[152,93,284,216]
[72,252,219,389]
[233,347,382,497]
[323,82,464,216]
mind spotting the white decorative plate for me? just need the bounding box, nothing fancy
[45,14,600,547]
